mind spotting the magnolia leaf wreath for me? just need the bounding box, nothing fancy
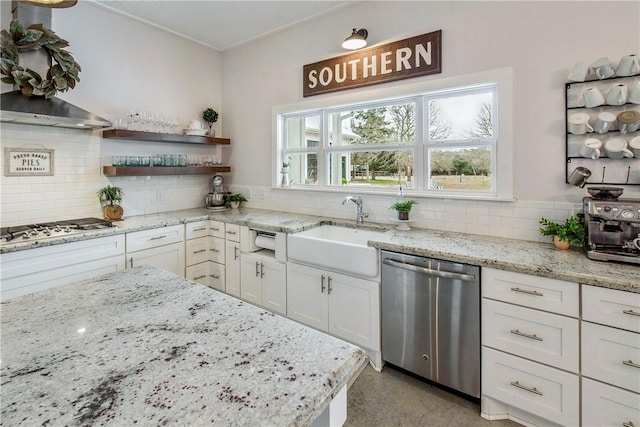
[0,20,81,99]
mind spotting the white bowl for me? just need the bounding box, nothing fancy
[185,128,208,136]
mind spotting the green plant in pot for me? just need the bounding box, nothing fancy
[97,185,124,221]
[390,200,417,220]
[539,215,585,250]
[227,193,247,209]
[202,108,218,137]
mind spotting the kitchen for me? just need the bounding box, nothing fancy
[1,1,640,426]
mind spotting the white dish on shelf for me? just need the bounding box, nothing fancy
[206,206,228,211]
[184,128,208,136]
[389,217,415,231]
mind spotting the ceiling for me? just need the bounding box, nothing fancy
[92,1,357,51]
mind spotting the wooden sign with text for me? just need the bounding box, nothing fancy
[5,148,54,176]
[303,30,442,97]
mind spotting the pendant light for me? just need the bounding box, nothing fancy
[342,28,368,50]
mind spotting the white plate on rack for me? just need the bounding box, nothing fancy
[389,217,415,231]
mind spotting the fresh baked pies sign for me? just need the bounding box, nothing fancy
[303,30,442,97]
[5,148,54,176]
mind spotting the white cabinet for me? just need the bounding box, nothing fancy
[481,268,579,426]
[287,262,380,352]
[240,252,286,315]
[126,224,185,276]
[185,220,227,291]
[1,235,126,301]
[582,378,640,427]
[225,240,241,297]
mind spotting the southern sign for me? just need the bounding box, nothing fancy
[303,30,442,97]
[5,148,54,176]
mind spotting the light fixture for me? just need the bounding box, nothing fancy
[342,28,368,50]
[21,0,77,8]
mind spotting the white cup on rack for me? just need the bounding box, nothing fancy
[605,83,628,105]
[629,82,640,104]
[593,112,617,134]
[629,136,640,157]
[591,57,616,80]
[577,87,605,108]
[604,137,634,158]
[579,138,602,159]
[616,54,640,77]
[568,62,590,82]
[568,112,593,134]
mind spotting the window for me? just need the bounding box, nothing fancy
[275,68,513,199]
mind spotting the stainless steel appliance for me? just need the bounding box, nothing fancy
[583,196,640,264]
[381,250,480,398]
[0,218,114,246]
[205,175,227,208]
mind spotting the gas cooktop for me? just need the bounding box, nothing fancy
[0,218,115,244]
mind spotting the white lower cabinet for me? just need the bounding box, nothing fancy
[240,252,286,315]
[1,235,126,301]
[286,262,380,352]
[582,378,640,427]
[225,240,241,297]
[126,224,185,276]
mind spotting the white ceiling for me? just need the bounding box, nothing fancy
[92,1,357,51]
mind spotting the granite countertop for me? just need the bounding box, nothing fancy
[1,207,638,292]
[0,266,366,426]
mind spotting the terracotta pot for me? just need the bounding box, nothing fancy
[104,205,124,221]
[553,235,570,250]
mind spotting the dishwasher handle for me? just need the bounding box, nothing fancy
[383,258,476,282]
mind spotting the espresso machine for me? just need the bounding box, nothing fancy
[583,188,640,264]
[205,175,227,208]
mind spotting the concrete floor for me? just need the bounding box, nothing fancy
[345,365,521,427]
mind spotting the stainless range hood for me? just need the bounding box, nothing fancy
[0,1,111,129]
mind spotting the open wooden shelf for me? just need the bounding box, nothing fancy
[102,129,230,145]
[103,166,231,176]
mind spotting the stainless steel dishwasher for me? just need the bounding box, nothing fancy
[381,250,480,398]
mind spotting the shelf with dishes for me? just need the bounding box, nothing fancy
[103,165,230,177]
[102,129,230,145]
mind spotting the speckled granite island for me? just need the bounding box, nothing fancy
[0,266,366,426]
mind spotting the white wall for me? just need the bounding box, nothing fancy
[221,1,640,240]
[1,1,223,225]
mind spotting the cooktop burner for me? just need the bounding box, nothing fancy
[0,217,114,243]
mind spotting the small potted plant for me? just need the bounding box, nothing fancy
[227,193,247,209]
[97,185,124,220]
[539,215,585,250]
[202,107,219,137]
[390,200,417,220]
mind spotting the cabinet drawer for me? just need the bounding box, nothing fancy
[185,220,209,240]
[208,262,225,292]
[582,378,640,427]
[209,220,225,238]
[224,223,240,242]
[126,225,184,253]
[186,237,209,266]
[482,268,578,317]
[582,321,640,393]
[482,299,579,372]
[482,347,579,426]
[583,285,640,333]
[209,236,225,264]
[186,262,210,286]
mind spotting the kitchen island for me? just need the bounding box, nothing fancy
[0,266,366,426]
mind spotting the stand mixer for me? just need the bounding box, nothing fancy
[205,175,227,208]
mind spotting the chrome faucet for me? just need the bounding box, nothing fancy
[342,195,368,224]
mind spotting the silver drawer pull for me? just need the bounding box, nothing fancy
[209,248,220,253]
[193,274,206,280]
[510,287,543,297]
[150,235,167,241]
[623,422,635,427]
[622,360,640,369]
[210,227,220,231]
[510,381,543,396]
[193,227,206,232]
[209,274,220,279]
[226,230,237,235]
[510,329,543,341]
[623,309,640,317]
[193,249,206,254]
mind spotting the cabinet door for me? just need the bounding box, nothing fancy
[186,262,210,286]
[185,236,208,266]
[225,223,240,242]
[129,241,185,277]
[225,241,241,298]
[582,378,640,427]
[328,271,380,351]
[208,262,225,292]
[185,221,209,240]
[286,262,328,331]
[208,236,225,264]
[262,260,287,316]
[125,224,184,253]
[240,253,262,306]
[208,220,225,238]
[582,285,640,333]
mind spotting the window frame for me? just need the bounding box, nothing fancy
[272,67,513,200]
